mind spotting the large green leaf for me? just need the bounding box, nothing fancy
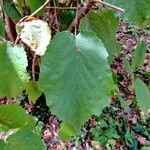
[133,41,147,69]
[0,19,5,36]
[0,42,28,97]
[0,104,36,131]
[3,129,45,150]
[135,78,150,114]
[80,10,120,63]
[39,31,113,135]
[104,0,150,26]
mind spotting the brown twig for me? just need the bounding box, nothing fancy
[94,0,125,13]
[46,6,78,10]
[32,54,36,80]
[68,0,125,32]
[68,0,93,32]
[14,35,20,46]
[53,0,60,32]
[0,37,6,41]
[74,0,79,36]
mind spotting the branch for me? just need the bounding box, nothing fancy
[53,0,60,32]
[0,37,6,41]
[45,6,78,10]
[68,0,93,32]
[68,0,125,32]
[94,0,125,13]
[32,54,36,80]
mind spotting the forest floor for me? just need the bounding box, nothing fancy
[0,21,150,150]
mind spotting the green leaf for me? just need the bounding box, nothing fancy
[135,78,150,114]
[13,0,26,16]
[59,122,77,140]
[3,1,22,20]
[26,80,42,102]
[60,10,76,30]
[123,57,134,82]
[5,129,45,150]
[104,0,150,27]
[28,0,46,16]
[125,129,138,148]
[118,93,130,112]
[0,41,28,97]
[0,141,6,150]
[80,10,120,63]
[123,57,133,75]
[0,104,36,131]
[104,128,119,138]
[0,19,5,36]
[133,41,147,69]
[141,147,150,150]
[13,0,26,7]
[39,31,113,136]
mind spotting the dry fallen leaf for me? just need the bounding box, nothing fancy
[16,19,51,56]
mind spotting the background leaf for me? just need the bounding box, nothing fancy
[123,57,133,75]
[26,80,42,102]
[118,93,130,112]
[133,41,147,69]
[135,78,150,114]
[13,0,26,16]
[104,0,150,27]
[141,147,150,150]
[39,31,113,138]
[28,0,46,16]
[123,57,134,82]
[4,129,45,150]
[0,19,5,36]
[0,141,6,149]
[0,104,36,131]
[3,0,22,20]
[0,42,28,97]
[59,122,77,140]
[80,10,120,63]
